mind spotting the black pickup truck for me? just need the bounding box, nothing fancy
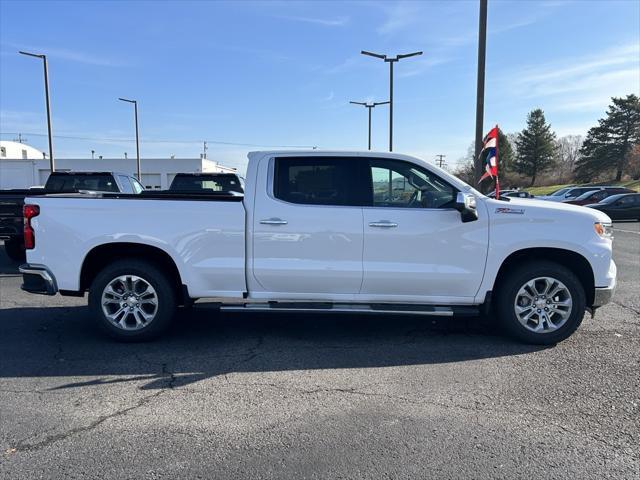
[0,171,144,260]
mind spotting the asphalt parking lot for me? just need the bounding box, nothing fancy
[0,223,638,479]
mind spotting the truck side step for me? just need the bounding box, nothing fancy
[219,302,479,317]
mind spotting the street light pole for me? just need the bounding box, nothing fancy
[350,101,390,150]
[474,0,488,188]
[361,50,422,152]
[368,106,372,150]
[19,51,55,172]
[118,98,141,181]
[389,60,394,151]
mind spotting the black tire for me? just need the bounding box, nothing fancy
[4,239,25,262]
[88,259,176,341]
[495,261,586,345]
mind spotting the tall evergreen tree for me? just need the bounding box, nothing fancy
[513,109,557,186]
[574,94,640,182]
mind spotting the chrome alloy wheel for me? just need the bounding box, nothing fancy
[514,277,573,333]
[101,275,158,330]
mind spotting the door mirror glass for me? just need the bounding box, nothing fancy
[455,192,478,222]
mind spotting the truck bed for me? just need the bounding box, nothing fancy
[26,194,247,298]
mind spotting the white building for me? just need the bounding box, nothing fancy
[0,140,47,160]
[0,140,238,190]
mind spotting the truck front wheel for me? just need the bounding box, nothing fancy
[88,260,176,341]
[495,261,586,345]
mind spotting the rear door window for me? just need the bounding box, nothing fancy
[273,157,365,206]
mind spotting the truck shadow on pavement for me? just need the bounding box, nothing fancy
[0,305,547,390]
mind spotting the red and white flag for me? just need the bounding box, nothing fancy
[478,125,500,198]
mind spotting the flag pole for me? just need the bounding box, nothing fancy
[495,124,500,200]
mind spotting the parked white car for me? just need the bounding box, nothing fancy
[20,151,616,344]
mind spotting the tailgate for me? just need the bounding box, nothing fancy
[0,194,24,238]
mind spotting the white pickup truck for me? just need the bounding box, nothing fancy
[19,151,616,344]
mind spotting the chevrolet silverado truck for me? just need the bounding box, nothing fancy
[19,151,617,344]
[1,171,144,260]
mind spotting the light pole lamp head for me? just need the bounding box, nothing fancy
[361,50,422,63]
[19,50,45,59]
[396,51,423,60]
[360,50,386,60]
[118,97,137,104]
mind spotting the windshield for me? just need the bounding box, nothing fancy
[574,190,598,201]
[550,187,571,196]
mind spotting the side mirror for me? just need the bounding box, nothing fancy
[455,192,478,223]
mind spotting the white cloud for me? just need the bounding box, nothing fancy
[275,15,349,27]
[514,43,639,87]
[0,110,45,132]
[396,56,453,78]
[322,91,335,102]
[5,43,123,67]
[502,42,640,114]
[211,44,291,62]
[376,2,424,35]
[323,55,373,75]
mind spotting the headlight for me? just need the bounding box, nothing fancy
[594,222,613,239]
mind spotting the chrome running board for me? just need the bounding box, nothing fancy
[219,302,479,317]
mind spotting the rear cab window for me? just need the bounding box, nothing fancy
[171,175,244,194]
[46,174,119,192]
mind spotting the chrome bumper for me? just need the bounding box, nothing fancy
[592,285,615,308]
[19,264,58,295]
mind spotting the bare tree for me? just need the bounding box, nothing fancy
[555,135,583,183]
[452,142,476,185]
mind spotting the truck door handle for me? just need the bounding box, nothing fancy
[260,218,288,225]
[369,221,398,228]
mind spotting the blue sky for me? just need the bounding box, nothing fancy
[1,0,638,172]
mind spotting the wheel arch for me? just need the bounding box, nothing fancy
[493,247,595,306]
[79,242,187,304]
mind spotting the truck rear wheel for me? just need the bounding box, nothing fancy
[495,261,586,345]
[4,239,25,262]
[88,260,176,341]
